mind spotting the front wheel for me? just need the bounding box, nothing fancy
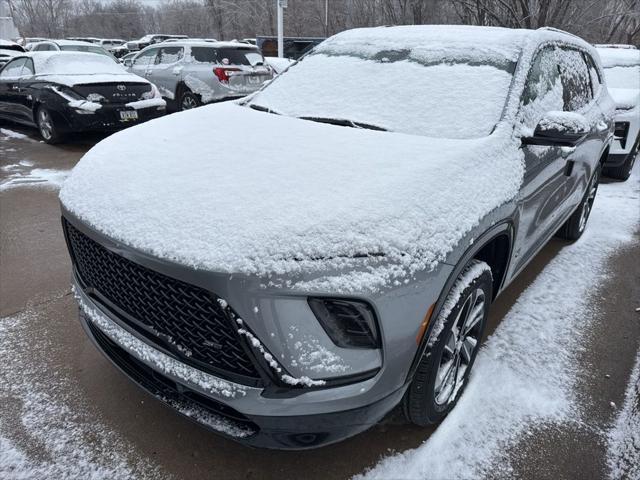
[36,106,63,144]
[556,166,600,241]
[404,260,493,426]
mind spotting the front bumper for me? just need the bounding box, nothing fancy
[77,289,406,449]
[59,102,166,133]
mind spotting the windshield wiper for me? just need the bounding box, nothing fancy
[298,116,387,131]
[248,104,281,115]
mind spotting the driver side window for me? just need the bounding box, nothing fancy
[520,46,564,130]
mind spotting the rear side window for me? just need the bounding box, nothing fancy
[557,48,593,111]
[583,52,602,94]
[216,47,264,66]
[156,47,183,64]
[35,43,55,51]
[190,47,217,63]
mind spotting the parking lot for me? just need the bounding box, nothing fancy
[1,124,638,479]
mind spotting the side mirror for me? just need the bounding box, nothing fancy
[522,111,589,147]
[123,58,133,67]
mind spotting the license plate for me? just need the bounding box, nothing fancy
[247,75,260,85]
[119,110,138,121]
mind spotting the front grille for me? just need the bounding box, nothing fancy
[73,82,151,104]
[86,320,258,437]
[63,218,262,383]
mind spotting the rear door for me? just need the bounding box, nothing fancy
[129,47,159,79]
[148,46,184,98]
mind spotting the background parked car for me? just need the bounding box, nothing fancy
[30,39,116,61]
[66,37,101,44]
[99,38,126,53]
[0,39,25,68]
[125,40,273,111]
[596,44,640,180]
[0,51,166,143]
[264,56,294,75]
[125,34,188,52]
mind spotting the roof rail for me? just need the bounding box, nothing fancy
[537,26,582,41]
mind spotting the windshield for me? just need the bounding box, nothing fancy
[60,45,111,57]
[249,47,515,139]
[603,65,640,89]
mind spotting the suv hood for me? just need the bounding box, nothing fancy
[60,102,524,293]
[608,87,639,111]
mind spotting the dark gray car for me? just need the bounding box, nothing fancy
[60,26,614,450]
[125,40,273,110]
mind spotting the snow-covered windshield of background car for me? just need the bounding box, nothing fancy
[598,48,640,90]
[35,53,126,75]
[250,47,516,139]
[603,65,640,89]
[60,45,111,57]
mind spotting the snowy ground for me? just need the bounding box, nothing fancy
[358,165,640,479]
[607,349,640,480]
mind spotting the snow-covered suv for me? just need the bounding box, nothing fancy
[60,26,613,449]
[596,45,640,180]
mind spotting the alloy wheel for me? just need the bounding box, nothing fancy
[578,169,599,233]
[38,109,53,141]
[182,95,198,110]
[434,288,486,406]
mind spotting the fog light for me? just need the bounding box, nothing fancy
[308,298,380,349]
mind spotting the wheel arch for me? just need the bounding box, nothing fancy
[404,221,514,385]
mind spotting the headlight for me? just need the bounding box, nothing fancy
[308,298,380,349]
[141,83,161,100]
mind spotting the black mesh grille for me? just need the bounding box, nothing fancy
[63,218,261,382]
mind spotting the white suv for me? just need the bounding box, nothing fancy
[597,45,640,180]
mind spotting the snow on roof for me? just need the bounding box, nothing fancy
[60,101,524,292]
[28,51,124,74]
[52,39,97,46]
[597,46,640,68]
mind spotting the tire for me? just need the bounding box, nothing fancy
[36,106,63,144]
[179,90,201,111]
[404,260,493,426]
[556,166,601,241]
[603,138,639,181]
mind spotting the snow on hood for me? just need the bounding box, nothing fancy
[608,87,639,110]
[60,102,524,292]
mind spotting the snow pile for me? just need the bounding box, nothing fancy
[1,128,28,139]
[0,296,166,480]
[538,111,590,133]
[0,164,69,191]
[60,101,524,293]
[607,349,640,480]
[356,164,640,479]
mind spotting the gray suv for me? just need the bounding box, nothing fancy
[60,26,614,449]
[125,40,273,110]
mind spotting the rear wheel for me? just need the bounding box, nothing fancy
[179,90,201,111]
[36,106,63,144]
[556,166,600,241]
[404,260,493,426]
